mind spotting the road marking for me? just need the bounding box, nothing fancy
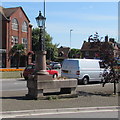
[78,83,113,87]
[24,109,119,117]
[1,106,119,118]
[2,109,119,118]
[78,84,101,87]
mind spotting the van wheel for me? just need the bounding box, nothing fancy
[82,77,89,85]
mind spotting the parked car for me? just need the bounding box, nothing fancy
[23,63,58,80]
[61,59,106,85]
[49,62,61,69]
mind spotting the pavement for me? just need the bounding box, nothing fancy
[1,79,120,118]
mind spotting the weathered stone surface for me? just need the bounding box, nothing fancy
[37,79,77,89]
[26,74,77,99]
[35,74,53,82]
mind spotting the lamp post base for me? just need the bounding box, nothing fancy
[35,51,47,73]
[36,70,49,75]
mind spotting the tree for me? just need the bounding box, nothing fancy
[68,48,81,58]
[32,28,40,51]
[88,33,119,94]
[32,28,59,61]
[9,44,25,69]
[98,37,118,94]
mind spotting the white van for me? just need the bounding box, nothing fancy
[61,59,105,84]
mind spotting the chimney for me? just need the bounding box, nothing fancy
[105,35,108,42]
[109,38,115,43]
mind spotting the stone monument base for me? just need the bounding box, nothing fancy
[26,74,77,99]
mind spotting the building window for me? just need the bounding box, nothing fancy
[22,38,28,49]
[85,51,89,56]
[22,21,28,32]
[12,18,19,30]
[11,36,18,47]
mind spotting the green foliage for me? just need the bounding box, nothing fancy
[68,48,81,58]
[9,44,25,68]
[32,28,40,51]
[10,44,25,56]
[47,96,58,100]
[32,28,59,61]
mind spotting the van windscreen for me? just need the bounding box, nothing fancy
[99,62,106,68]
[63,60,79,69]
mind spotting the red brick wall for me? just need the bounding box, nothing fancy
[2,20,7,49]
[9,8,30,49]
[3,7,32,68]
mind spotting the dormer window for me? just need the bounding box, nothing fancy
[12,18,18,30]
[22,21,28,32]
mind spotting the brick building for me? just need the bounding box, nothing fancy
[0,6,32,68]
[81,38,120,60]
[58,46,70,60]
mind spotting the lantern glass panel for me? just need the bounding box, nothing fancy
[36,11,46,28]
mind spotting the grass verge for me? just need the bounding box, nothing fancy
[0,71,23,79]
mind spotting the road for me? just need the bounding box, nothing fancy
[1,78,119,118]
[15,109,118,118]
[1,78,119,93]
[1,78,102,91]
[1,78,27,91]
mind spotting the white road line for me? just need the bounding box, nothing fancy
[2,109,119,118]
[1,106,119,118]
[78,83,113,87]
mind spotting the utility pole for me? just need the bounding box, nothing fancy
[70,29,73,49]
[43,0,46,50]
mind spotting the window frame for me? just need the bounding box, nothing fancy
[22,38,28,49]
[11,36,18,47]
[22,21,28,32]
[12,18,19,31]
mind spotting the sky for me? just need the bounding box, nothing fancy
[1,1,118,49]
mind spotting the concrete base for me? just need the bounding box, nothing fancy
[26,74,77,99]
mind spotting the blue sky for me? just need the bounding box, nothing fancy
[2,1,118,49]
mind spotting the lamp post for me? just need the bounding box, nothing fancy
[35,11,48,75]
[69,29,73,58]
[70,29,73,49]
[26,9,77,100]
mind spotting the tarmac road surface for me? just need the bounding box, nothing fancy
[1,78,119,112]
[1,78,27,91]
